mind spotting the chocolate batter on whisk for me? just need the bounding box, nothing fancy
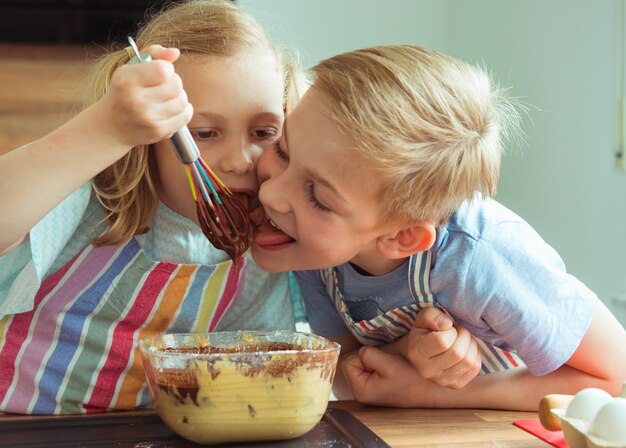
[194,186,256,266]
[127,37,255,266]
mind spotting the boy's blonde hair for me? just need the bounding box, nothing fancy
[86,0,302,246]
[311,45,520,225]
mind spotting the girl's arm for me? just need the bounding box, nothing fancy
[0,46,191,255]
[342,301,626,410]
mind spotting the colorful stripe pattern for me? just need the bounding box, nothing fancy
[321,250,523,373]
[0,238,246,414]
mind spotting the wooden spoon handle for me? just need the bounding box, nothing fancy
[538,394,574,431]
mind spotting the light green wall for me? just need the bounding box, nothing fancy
[446,0,626,311]
[239,0,626,315]
[238,0,449,67]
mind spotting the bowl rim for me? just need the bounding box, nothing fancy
[138,330,341,358]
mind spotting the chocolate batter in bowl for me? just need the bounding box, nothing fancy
[138,331,341,445]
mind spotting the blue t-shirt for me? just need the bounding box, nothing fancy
[296,196,597,376]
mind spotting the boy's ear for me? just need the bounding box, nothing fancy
[376,222,436,259]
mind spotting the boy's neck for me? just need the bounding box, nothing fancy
[349,256,409,276]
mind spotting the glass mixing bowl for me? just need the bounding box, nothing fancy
[139,330,340,445]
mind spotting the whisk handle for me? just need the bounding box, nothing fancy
[170,127,200,164]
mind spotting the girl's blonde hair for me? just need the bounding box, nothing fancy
[87,0,301,246]
[311,45,520,225]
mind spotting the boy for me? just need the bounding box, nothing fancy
[250,45,626,410]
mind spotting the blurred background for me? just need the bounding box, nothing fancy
[1,0,624,324]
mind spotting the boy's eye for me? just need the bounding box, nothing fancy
[306,183,331,213]
[251,128,277,139]
[273,142,289,161]
[190,129,218,140]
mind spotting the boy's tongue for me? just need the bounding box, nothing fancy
[250,207,295,246]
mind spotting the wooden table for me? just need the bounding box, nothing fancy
[328,401,546,447]
[0,401,549,447]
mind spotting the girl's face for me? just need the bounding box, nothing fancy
[153,49,284,225]
[251,87,397,275]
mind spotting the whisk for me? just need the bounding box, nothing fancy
[127,36,254,266]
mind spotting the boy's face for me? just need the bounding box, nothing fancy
[153,50,284,225]
[252,88,394,273]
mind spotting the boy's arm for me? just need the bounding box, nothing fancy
[343,301,626,410]
[375,307,482,389]
[328,333,361,400]
[332,309,480,397]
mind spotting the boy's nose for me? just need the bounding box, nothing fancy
[258,176,291,215]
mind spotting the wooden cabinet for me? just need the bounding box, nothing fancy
[0,1,172,44]
[0,2,172,153]
[0,44,103,154]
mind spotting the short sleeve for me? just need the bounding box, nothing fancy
[0,242,38,316]
[30,182,92,281]
[450,221,597,375]
[0,182,92,317]
[295,269,351,338]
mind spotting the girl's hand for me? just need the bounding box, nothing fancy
[94,45,193,150]
[405,307,481,389]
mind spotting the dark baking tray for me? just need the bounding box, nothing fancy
[0,407,389,448]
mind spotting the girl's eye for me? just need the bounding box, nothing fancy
[273,142,289,161]
[190,129,218,140]
[252,128,277,139]
[306,183,331,213]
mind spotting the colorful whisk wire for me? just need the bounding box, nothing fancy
[127,36,255,266]
[185,157,229,208]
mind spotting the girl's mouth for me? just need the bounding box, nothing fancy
[228,190,258,213]
[208,191,258,234]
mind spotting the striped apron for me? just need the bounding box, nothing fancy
[0,237,247,414]
[321,250,524,374]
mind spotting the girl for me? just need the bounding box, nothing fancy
[0,0,304,414]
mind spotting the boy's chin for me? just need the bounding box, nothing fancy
[249,245,288,273]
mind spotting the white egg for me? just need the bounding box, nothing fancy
[566,388,613,421]
[591,398,626,444]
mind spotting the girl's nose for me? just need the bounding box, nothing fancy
[218,138,259,175]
